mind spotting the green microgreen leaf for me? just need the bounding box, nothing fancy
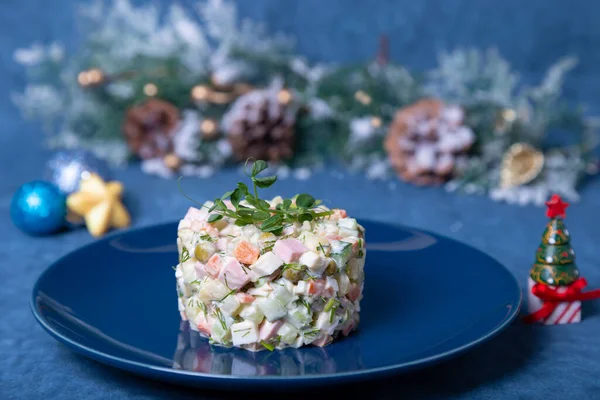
[258,199,271,210]
[271,227,284,236]
[260,214,283,230]
[230,188,243,208]
[282,199,292,209]
[253,210,271,220]
[208,214,223,223]
[295,194,315,208]
[237,182,249,194]
[221,190,234,201]
[177,177,205,209]
[298,212,313,223]
[251,160,269,176]
[254,175,277,188]
[245,194,259,208]
[237,208,255,218]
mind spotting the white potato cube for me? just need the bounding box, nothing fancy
[255,297,287,321]
[338,218,358,231]
[219,294,241,317]
[250,252,284,278]
[299,251,327,275]
[286,304,312,329]
[271,283,294,306]
[315,311,339,334]
[197,279,229,302]
[181,259,198,283]
[238,304,265,324]
[278,322,299,344]
[293,281,308,295]
[231,321,259,346]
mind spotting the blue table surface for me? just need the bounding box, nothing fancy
[2,1,600,399]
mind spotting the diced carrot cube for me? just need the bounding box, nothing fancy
[234,241,260,265]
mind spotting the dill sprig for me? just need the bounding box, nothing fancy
[179,159,333,235]
[198,301,207,317]
[260,335,281,352]
[260,340,275,351]
[199,234,216,242]
[302,329,321,340]
[299,298,311,312]
[324,298,341,323]
[218,288,237,302]
[180,246,190,263]
[213,307,227,331]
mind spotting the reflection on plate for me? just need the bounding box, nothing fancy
[172,321,364,376]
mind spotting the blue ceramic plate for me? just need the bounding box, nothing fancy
[31,220,521,388]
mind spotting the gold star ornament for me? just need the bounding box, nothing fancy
[66,173,131,237]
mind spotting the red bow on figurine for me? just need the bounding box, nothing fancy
[523,278,600,323]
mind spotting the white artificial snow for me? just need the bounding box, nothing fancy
[216,139,233,159]
[173,110,201,161]
[349,117,377,144]
[414,144,437,170]
[308,98,333,120]
[365,160,390,180]
[141,158,175,179]
[276,165,291,179]
[293,168,311,180]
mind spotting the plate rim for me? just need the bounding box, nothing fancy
[31,219,523,385]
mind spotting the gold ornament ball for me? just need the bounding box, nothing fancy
[502,108,517,123]
[371,116,383,128]
[163,153,183,170]
[200,119,219,140]
[77,68,105,88]
[354,90,372,105]
[191,85,210,101]
[143,83,158,97]
[277,89,293,105]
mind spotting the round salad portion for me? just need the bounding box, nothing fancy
[174,160,366,352]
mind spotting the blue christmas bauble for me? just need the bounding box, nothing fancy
[45,149,112,195]
[11,181,67,235]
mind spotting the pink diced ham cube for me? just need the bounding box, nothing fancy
[331,209,347,220]
[196,313,214,335]
[216,238,229,252]
[205,254,222,278]
[273,238,307,263]
[307,279,326,296]
[218,258,251,289]
[194,262,208,279]
[184,207,207,221]
[259,320,284,341]
[347,283,362,302]
[236,293,256,304]
[342,321,355,336]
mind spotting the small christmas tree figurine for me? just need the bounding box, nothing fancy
[530,194,579,287]
[524,194,600,324]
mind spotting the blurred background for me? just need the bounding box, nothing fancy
[4,1,600,399]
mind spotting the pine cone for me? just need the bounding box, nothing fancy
[384,98,475,185]
[222,87,295,162]
[122,99,180,159]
